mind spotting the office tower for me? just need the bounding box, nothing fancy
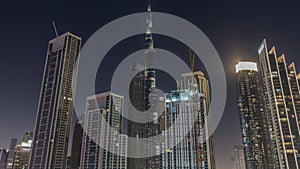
[0,149,8,169]
[161,71,215,169]
[13,132,33,169]
[235,61,273,168]
[258,39,300,168]
[127,1,161,168]
[70,119,83,169]
[6,138,17,169]
[80,92,127,169]
[232,145,246,169]
[29,32,81,169]
[181,71,215,169]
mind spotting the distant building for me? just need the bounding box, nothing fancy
[6,138,17,169]
[0,149,8,169]
[258,39,300,168]
[232,145,246,169]
[235,61,273,168]
[80,92,127,169]
[29,32,81,169]
[13,132,33,169]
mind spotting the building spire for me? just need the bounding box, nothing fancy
[145,0,153,49]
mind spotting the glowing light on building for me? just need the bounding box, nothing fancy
[235,62,258,73]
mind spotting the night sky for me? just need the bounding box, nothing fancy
[1,1,300,169]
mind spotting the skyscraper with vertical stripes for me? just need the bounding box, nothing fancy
[80,92,127,169]
[162,71,215,169]
[258,39,300,168]
[29,32,81,169]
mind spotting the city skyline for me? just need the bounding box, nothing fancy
[1,1,300,169]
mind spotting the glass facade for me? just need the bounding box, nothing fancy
[29,32,81,169]
[127,1,161,168]
[80,92,127,169]
[161,71,215,169]
[235,61,273,168]
[258,39,300,168]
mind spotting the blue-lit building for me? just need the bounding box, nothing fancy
[161,71,215,169]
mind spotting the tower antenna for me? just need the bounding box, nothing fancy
[145,0,153,49]
[52,21,59,38]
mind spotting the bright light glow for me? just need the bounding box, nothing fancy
[235,62,258,73]
[258,43,265,54]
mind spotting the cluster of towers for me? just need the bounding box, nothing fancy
[27,1,215,169]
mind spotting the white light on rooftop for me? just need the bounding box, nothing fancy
[235,62,258,73]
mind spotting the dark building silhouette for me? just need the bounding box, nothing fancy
[6,138,17,169]
[0,149,8,169]
[70,119,83,169]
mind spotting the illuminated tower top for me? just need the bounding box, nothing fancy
[145,0,153,49]
[235,61,258,73]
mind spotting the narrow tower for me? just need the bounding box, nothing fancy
[29,32,81,169]
[127,1,161,168]
[235,61,273,168]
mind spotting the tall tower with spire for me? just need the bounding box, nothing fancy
[127,1,161,168]
[144,0,156,92]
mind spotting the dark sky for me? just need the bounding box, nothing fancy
[1,1,300,169]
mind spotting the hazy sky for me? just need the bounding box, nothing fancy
[1,1,300,169]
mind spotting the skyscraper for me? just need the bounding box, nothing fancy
[0,149,8,169]
[6,138,17,169]
[162,71,215,169]
[13,132,33,169]
[258,39,300,168]
[235,61,273,168]
[80,92,127,169]
[127,1,161,168]
[232,145,246,169]
[29,32,81,169]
